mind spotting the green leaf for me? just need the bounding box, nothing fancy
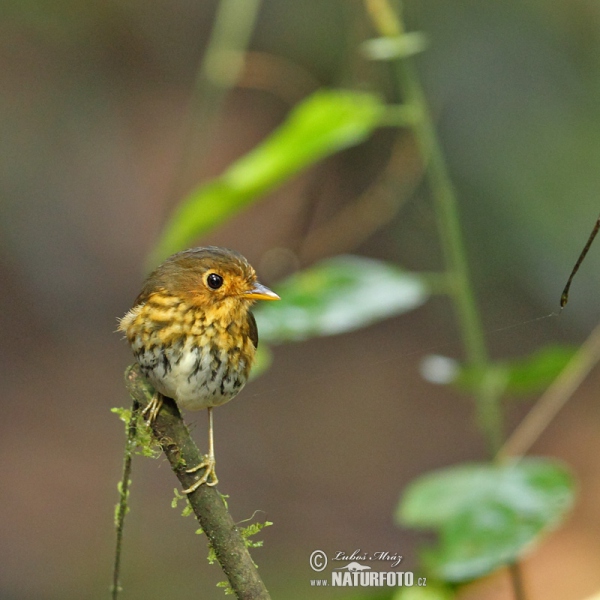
[397,458,575,582]
[455,345,577,397]
[254,255,429,343]
[149,90,386,267]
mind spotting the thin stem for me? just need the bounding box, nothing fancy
[498,320,600,459]
[560,213,600,308]
[364,0,498,452]
[363,7,530,599]
[509,563,527,600]
[111,401,139,600]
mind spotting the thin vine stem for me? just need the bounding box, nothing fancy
[364,0,500,453]
[509,562,527,600]
[111,400,139,600]
[364,1,521,597]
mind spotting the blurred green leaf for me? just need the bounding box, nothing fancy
[455,345,577,397]
[249,344,272,381]
[393,585,454,600]
[254,255,429,343]
[149,90,386,267]
[336,593,395,600]
[397,458,575,582]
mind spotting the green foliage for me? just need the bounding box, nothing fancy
[216,580,235,595]
[254,255,429,343]
[111,407,132,430]
[211,521,272,595]
[199,516,271,594]
[219,491,230,510]
[111,406,160,458]
[397,458,575,582]
[149,90,387,267]
[454,345,577,397]
[393,585,454,600]
[239,519,273,549]
[113,480,131,526]
[171,488,194,517]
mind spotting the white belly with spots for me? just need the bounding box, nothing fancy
[132,336,249,411]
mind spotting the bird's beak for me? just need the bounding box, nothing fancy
[245,282,280,301]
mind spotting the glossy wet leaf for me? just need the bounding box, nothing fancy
[149,90,386,267]
[254,255,429,343]
[397,458,575,582]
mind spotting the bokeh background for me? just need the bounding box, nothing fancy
[2,1,600,599]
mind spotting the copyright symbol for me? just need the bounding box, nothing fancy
[309,550,327,572]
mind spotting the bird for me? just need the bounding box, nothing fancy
[118,246,280,493]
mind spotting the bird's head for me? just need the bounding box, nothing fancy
[138,246,279,312]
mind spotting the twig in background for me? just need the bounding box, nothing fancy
[498,321,600,460]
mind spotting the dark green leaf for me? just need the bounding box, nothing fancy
[254,255,429,343]
[397,458,575,582]
[149,90,385,267]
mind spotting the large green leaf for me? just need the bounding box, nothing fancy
[397,458,575,582]
[149,90,386,267]
[254,255,429,343]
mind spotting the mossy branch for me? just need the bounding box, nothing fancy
[124,364,271,600]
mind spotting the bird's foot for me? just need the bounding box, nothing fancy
[141,392,163,426]
[183,455,218,493]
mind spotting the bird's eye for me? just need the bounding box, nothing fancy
[206,273,224,290]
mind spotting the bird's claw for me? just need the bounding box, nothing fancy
[141,392,163,426]
[183,455,218,493]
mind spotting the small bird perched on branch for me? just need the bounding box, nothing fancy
[118,246,279,493]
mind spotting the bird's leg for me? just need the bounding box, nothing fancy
[141,392,163,425]
[183,407,218,493]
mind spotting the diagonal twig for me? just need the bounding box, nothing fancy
[498,321,600,460]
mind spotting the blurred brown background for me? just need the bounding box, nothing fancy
[1,1,600,599]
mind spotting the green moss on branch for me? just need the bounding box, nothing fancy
[124,364,271,600]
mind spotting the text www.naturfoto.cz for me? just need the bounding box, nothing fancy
[311,571,419,587]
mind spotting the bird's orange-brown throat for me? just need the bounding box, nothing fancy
[118,246,279,492]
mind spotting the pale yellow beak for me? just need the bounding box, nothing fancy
[245,282,280,301]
